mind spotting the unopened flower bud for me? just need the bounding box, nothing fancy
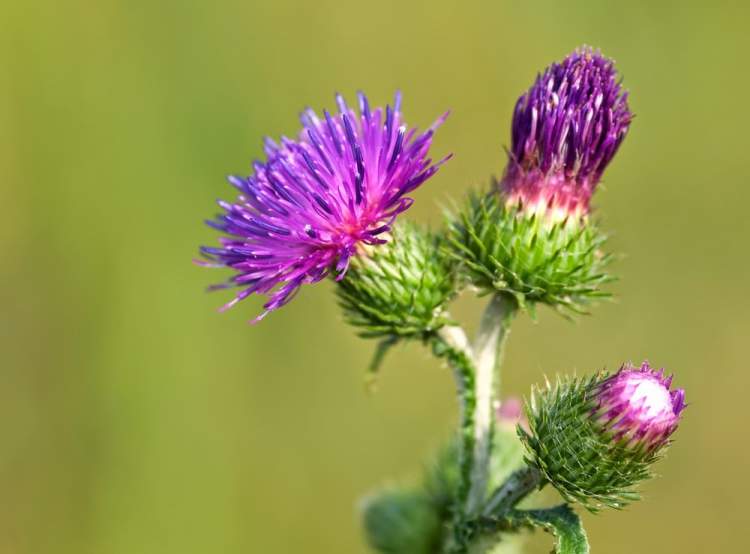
[520,362,686,511]
[503,47,632,222]
[448,48,631,312]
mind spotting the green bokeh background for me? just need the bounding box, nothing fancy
[2,1,748,552]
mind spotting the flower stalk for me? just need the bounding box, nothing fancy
[436,294,517,519]
[435,324,475,512]
[435,294,517,553]
[482,465,543,517]
[465,293,516,516]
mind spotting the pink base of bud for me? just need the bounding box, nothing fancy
[502,169,592,223]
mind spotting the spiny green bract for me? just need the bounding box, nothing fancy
[337,223,456,339]
[519,374,660,512]
[446,192,613,314]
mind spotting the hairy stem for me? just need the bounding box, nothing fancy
[465,293,517,516]
[436,324,475,511]
[482,465,543,517]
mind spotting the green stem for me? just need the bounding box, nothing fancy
[435,294,517,552]
[482,465,543,517]
[465,293,517,516]
[435,325,475,512]
[433,325,477,554]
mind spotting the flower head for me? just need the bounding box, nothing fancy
[520,363,686,510]
[198,92,449,322]
[502,47,632,220]
[592,362,686,452]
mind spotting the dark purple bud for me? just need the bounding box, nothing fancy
[502,47,632,220]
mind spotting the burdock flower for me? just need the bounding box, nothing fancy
[503,47,632,221]
[448,47,631,311]
[198,92,449,322]
[520,362,686,511]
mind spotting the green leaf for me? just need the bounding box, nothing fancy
[510,505,589,554]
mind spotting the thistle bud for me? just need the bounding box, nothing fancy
[448,48,631,312]
[503,47,631,222]
[336,222,456,340]
[520,362,686,511]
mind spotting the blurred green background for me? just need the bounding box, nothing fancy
[2,0,748,552]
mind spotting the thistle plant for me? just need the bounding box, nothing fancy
[197,48,686,553]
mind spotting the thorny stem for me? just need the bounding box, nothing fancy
[465,293,517,516]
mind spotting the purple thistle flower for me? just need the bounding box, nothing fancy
[591,362,686,452]
[501,47,632,220]
[198,91,450,322]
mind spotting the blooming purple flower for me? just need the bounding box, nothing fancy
[591,362,686,452]
[198,92,449,322]
[502,47,632,220]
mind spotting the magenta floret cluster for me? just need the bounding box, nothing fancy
[199,92,449,321]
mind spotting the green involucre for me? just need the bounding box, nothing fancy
[520,374,660,512]
[446,192,614,314]
[337,223,456,339]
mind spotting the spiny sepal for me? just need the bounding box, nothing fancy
[446,192,613,314]
[519,373,662,512]
[337,222,457,341]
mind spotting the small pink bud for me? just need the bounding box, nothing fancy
[591,362,686,452]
